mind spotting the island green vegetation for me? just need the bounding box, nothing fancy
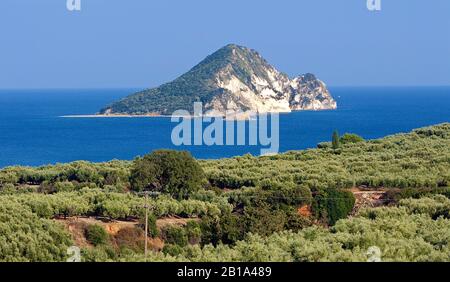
[99,44,268,115]
[0,123,449,262]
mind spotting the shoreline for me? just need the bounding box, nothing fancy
[60,114,175,118]
[59,109,331,119]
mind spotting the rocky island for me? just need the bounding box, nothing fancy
[100,44,337,117]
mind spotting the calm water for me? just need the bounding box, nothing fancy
[0,87,449,168]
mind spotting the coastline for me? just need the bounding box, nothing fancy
[59,113,273,120]
[60,114,175,118]
[59,113,279,120]
[59,108,335,119]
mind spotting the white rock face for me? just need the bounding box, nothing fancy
[100,44,337,117]
[204,60,336,116]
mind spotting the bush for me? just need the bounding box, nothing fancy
[263,184,312,211]
[54,181,75,193]
[0,183,16,194]
[312,188,355,225]
[113,227,145,252]
[243,203,287,236]
[81,246,117,262]
[386,187,450,203]
[200,211,247,246]
[200,216,223,246]
[130,150,205,200]
[317,142,331,149]
[284,210,312,231]
[139,213,159,238]
[85,224,109,246]
[38,181,56,194]
[399,195,450,219]
[220,212,246,244]
[340,133,364,144]
[162,244,185,256]
[161,226,188,247]
[185,221,202,245]
[0,171,19,185]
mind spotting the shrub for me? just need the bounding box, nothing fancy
[399,195,450,219]
[340,133,364,144]
[81,246,117,262]
[162,244,185,257]
[139,213,159,238]
[38,181,56,194]
[312,188,355,225]
[85,224,109,246]
[113,227,145,252]
[317,142,331,149]
[161,226,188,247]
[0,171,19,185]
[284,210,312,231]
[185,221,202,245]
[27,198,54,218]
[200,216,223,246]
[386,187,450,203]
[243,203,287,237]
[220,212,246,244]
[199,211,248,246]
[263,184,312,211]
[54,181,75,193]
[0,183,16,194]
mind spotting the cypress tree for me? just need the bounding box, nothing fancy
[332,130,340,150]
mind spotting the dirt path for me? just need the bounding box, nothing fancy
[349,188,389,215]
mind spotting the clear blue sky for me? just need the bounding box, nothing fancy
[1,0,449,88]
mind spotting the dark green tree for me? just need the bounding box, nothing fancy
[161,226,188,247]
[312,188,355,225]
[332,130,340,150]
[243,202,287,237]
[130,150,205,199]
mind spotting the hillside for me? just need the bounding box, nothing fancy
[99,44,336,116]
[203,123,450,190]
[0,123,449,262]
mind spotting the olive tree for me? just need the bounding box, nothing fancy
[130,150,205,199]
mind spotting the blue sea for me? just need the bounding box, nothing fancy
[0,87,449,168]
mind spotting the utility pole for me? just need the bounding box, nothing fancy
[144,191,149,259]
[140,190,160,262]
